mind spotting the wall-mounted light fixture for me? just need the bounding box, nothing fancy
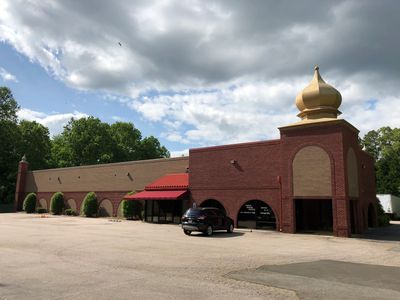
[230,159,237,165]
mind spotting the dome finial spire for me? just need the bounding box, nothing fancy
[295,66,342,120]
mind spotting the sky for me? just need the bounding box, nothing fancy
[1,0,400,157]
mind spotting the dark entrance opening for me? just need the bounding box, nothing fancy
[237,200,276,230]
[350,200,356,234]
[200,199,226,213]
[144,200,184,224]
[295,199,333,233]
[368,203,375,227]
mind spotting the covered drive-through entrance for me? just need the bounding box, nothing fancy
[295,199,333,233]
[124,173,189,224]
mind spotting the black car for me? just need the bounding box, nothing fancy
[181,207,234,236]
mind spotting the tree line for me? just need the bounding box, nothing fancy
[0,87,169,203]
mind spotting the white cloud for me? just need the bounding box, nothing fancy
[170,149,189,157]
[1,1,400,147]
[0,67,17,82]
[17,108,88,136]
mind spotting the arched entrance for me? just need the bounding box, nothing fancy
[200,199,226,213]
[66,199,77,212]
[368,203,375,227]
[98,199,114,217]
[237,200,276,230]
[38,199,47,210]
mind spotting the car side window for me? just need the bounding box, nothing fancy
[204,210,216,216]
[215,210,225,217]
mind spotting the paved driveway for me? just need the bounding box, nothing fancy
[1,214,400,299]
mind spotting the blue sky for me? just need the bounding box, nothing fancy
[0,41,189,155]
[1,1,400,157]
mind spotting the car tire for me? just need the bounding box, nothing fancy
[183,230,191,236]
[205,225,213,236]
[227,223,234,233]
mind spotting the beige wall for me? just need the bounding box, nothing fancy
[25,157,189,193]
[347,148,359,197]
[293,146,332,197]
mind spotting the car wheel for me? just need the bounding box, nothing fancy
[183,230,191,236]
[205,225,213,236]
[227,223,234,233]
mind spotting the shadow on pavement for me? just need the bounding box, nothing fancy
[359,223,400,242]
[189,231,245,238]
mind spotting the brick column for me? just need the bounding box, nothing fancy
[333,196,350,237]
[14,155,29,211]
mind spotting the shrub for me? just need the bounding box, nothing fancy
[378,214,390,226]
[50,192,64,215]
[23,193,36,213]
[64,208,77,216]
[36,208,47,214]
[377,201,390,227]
[121,200,142,220]
[82,192,98,217]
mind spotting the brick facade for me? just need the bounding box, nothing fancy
[15,120,377,238]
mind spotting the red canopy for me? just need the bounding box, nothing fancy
[124,190,187,200]
[145,173,188,190]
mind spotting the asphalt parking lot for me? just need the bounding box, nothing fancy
[1,213,400,299]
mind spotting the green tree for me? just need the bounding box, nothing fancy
[0,87,19,122]
[139,136,170,159]
[110,122,142,162]
[0,87,20,203]
[51,117,115,167]
[362,127,400,196]
[19,120,51,170]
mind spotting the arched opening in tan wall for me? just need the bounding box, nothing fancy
[98,199,114,217]
[117,201,124,218]
[38,199,47,210]
[66,199,77,212]
[200,199,226,214]
[347,148,359,197]
[237,200,276,230]
[293,146,333,233]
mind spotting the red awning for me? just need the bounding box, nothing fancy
[145,173,188,190]
[124,190,188,201]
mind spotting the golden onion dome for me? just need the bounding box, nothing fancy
[295,66,342,120]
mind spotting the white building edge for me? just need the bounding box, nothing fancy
[377,194,400,217]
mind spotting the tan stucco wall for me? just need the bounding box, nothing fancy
[293,146,332,196]
[25,157,189,193]
[347,148,359,197]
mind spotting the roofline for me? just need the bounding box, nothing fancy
[29,156,189,173]
[279,118,359,134]
[190,139,281,153]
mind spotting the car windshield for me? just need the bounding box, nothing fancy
[184,209,204,217]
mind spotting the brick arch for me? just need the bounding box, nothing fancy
[65,199,77,211]
[292,145,333,197]
[98,199,114,217]
[236,199,277,230]
[199,199,226,213]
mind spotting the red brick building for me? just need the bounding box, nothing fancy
[15,67,378,237]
